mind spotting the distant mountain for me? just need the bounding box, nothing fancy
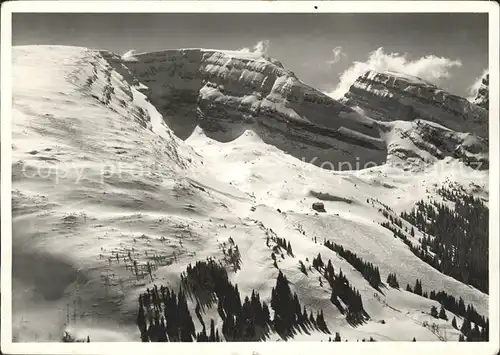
[100,48,387,171]
[473,72,489,110]
[340,70,488,138]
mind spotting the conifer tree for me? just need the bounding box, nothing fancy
[209,319,215,342]
[334,332,341,341]
[461,317,471,337]
[430,305,438,318]
[414,279,423,296]
[439,304,448,320]
[309,311,316,325]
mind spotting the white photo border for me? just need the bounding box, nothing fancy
[1,1,499,355]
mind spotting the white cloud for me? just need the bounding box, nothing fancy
[239,40,270,56]
[327,46,347,66]
[326,47,462,99]
[121,49,138,62]
[466,68,488,102]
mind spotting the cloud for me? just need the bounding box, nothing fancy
[121,49,138,62]
[239,40,270,56]
[326,47,462,99]
[466,68,488,102]
[326,46,347,66]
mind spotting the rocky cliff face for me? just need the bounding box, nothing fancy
[340,70,488,138]
[473,73,489,110]
[383,120,489,171]
[99,50,487,171]
[100,49,387,171]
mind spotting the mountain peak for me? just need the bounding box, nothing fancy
[473,72,489,110]
[362,69,436,87]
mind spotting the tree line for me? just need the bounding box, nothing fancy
[312,253,369,326]
[400,187,488,293]
[401,276,489,342]
[323,241,382,290]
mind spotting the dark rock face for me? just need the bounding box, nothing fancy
[101,49,387,171]
[312,202,326,212]
[341,70,488,138]
[473,73,489,110]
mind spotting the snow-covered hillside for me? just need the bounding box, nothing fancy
[11,45,489,343]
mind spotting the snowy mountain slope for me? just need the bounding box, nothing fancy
[340,70,488,138]
[12,45,207,340]
[11,45,489,343]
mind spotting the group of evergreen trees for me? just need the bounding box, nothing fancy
[312,253,368,326]
[404,277,489,342]
[324,241,381,289]
[195,319,221,342]
[406,281,487,327]
[329,332,343,341]
[182,258,270,341]
[136,285,196,342]
[400,188,488,293]
[457,316,489,341]
[273,236,294,257]
[136,259,333,342]
[386,273,399,288]
[135,258,268,342]
[429,290,486,328]
[449,307,488,342]
[271,270,329,335]
[430,304,448,320]
[219,237,241,272]
[220,289,271,341]
[267,234,294,269]
[410,279,424,296]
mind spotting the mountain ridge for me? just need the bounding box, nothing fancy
[340,69,488,138]
[99,47,389,171]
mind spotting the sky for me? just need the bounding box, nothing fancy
[12,13,488,99]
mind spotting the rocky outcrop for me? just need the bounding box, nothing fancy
[101,49,387,171]
[385,120,488,170]
[312,202,326,212]
[473,73,489,110]
[341,70,488,138]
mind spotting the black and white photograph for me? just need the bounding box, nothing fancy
[1,1,499,354]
